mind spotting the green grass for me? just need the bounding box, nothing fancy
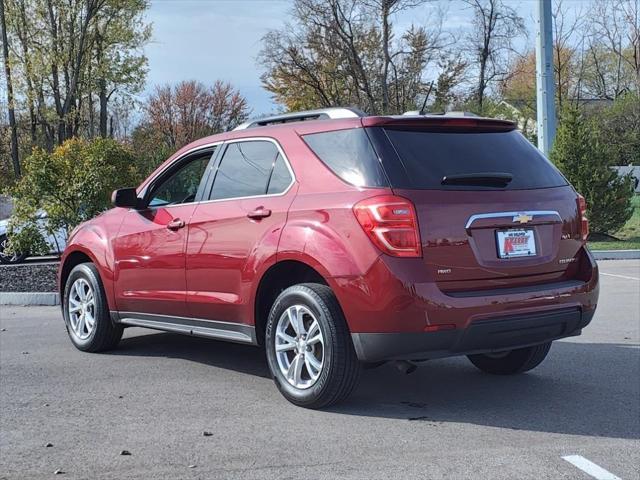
[588,239,640,250]
[588,195,640,251]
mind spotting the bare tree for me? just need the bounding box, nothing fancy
[552,0,584,108]
[260,0,445,114]
[582,0,639,99]
[463,0,526,111]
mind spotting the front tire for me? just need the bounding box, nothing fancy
[63,263,123,352]
[467,342,552,375]
[265,283,360,409]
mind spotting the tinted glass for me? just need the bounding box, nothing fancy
[267,153,292,194]
[149,153,212,206]
[303,129,388,187]
[210,141,278,200]
[383,129,567,190]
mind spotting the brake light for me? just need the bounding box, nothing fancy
[353,195,422,257]
[577,194,589,242]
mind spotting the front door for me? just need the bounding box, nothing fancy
[113,149,215,316]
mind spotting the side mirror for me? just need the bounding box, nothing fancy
[112,188,140,209]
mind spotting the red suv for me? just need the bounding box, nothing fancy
[58,108,599,408]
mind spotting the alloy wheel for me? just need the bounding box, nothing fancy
[68,278,96,340]
[274,305,325,389]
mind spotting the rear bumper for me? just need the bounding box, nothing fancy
[351,307,595,362]
[334,246,599,362]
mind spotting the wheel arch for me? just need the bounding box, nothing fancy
[254,259,335,345]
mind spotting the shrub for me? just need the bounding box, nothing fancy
[551,107,634,235]
[6,138,141,255]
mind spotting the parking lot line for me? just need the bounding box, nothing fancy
[562,455,622,480]
[600,272,640,281]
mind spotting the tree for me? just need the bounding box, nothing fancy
[552,0,584,108]
[132,80,249,175]
[0,0,20,177]
[6,138,141,255]
[431,54,467,111]
[89,0,150,138]
[551,107,634,235]
[463,0,526,112]
[576,0,639,100]
[259,0,445,114]
[2,0,150,150]
[594,92,640,166]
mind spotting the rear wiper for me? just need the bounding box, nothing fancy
[441,172,513,187]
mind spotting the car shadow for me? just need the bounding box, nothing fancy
[112,330,639,440]
[114,329,271,378]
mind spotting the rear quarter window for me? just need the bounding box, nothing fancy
[382,129,567,190]
[302,129,389,187]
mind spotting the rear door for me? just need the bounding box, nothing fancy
[185,138,296,323]
[374,126,583,287]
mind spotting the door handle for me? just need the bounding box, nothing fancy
[167,218,185,231]
[247,208,272,219]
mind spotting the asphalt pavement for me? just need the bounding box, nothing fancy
[1,260,638,479]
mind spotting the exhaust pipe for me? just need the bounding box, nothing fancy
[394,360,417,375]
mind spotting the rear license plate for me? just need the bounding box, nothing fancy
[496,229,536,258]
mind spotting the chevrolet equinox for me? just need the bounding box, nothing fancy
[58,108,599,408]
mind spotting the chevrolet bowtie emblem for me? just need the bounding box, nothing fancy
[513,213,533,224]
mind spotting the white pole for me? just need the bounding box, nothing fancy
[535,0,556,156]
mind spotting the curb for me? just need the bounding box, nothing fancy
[591,250,640,260]
[0,292,60,306]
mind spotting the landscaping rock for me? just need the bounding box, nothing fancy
[0,263,58,292]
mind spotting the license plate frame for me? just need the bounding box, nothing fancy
[496,229,537,259]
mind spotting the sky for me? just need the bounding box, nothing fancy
[143,0,553,117]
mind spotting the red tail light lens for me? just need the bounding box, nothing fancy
[577,194,589,242]
[353,195,422,257]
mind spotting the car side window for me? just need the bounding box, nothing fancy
[210,141,280,201]
[267,153,293,194]
[148,151,213,207]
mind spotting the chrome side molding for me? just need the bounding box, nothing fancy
[115,311,257,345]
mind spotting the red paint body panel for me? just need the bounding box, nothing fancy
[59,115,599,353]
[112,204,197,316]
[185,187,298,323]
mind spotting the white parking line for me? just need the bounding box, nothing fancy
[562,455,622,480]
[600,272,640,281]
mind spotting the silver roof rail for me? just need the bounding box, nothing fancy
[402,110,480,117]
[233,107,366,130]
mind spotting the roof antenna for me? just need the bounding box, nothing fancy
[418,81,435,115]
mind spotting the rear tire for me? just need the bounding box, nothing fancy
[63,263,123,352]
[265,283,360,409]
[467,342,552,375]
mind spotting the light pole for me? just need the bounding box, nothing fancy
[535,0,556,156]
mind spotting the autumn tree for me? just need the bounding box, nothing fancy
[132,80,249,175]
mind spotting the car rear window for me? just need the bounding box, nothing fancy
[302,129,389,187]
[382,128,567,190]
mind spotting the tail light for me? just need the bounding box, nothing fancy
[353,195,422,257]
[577,194,589,242]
